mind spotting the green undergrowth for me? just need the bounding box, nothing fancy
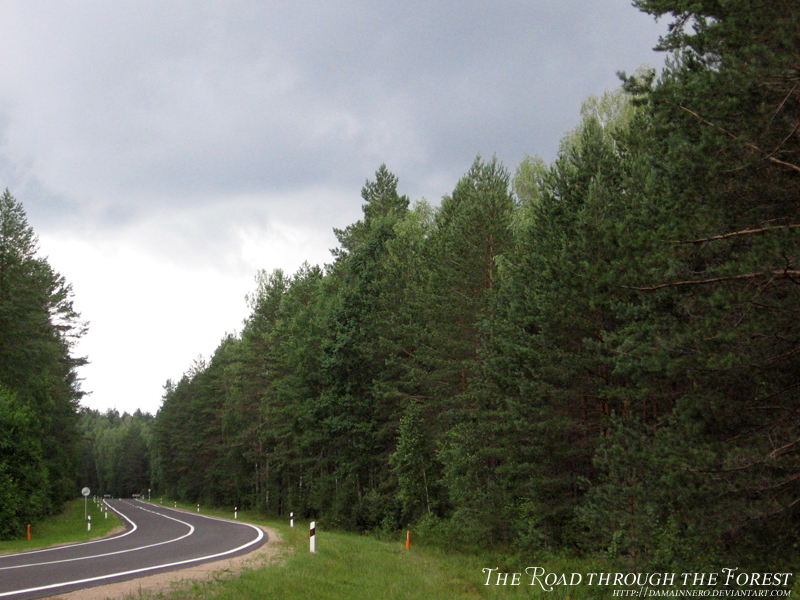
[0,497,122,554]
[137,500,613,600]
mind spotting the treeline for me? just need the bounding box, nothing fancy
[0,191,87,538]
[78,408,154,498]
[149,0,800,570]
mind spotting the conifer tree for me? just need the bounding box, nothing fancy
[600,0,800,567]
[419,157,517,545]
[0,190,86,535]
[319,165,411,528]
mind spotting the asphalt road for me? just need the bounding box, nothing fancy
[0,499,266,600]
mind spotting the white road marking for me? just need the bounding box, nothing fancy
[0,500,137,560]
[0,501,194,571]
[0,501,265,599]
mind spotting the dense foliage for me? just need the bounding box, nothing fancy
[78,408,154,499]
[0,190,87,538]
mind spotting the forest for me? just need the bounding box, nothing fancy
[1,0,797,572]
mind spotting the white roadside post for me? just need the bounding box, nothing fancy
[290,511,294,528]
[87,516,91,532]
[310,521,316,553]
[234,506,238,520]
[197,504,200,513]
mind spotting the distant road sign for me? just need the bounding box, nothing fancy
[81,487,90,497]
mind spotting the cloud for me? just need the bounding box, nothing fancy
[38,206,337,414]
[1,1,665,222]
[1,0,668,413]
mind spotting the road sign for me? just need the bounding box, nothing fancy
[81,487,91,521]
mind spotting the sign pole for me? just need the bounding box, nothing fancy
[81,487,90,521]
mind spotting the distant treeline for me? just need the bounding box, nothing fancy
[78,408,153,499]
[3,0,798,572]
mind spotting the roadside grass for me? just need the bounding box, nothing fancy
[0,497,122,555]
[139,499,612,600]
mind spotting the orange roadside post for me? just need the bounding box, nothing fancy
[406,530,410,550]
[27,524,30,541]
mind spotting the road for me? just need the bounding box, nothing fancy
[0,499,266,600]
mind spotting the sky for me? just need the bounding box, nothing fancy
[0,1,668,416]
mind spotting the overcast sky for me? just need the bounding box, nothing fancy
[1,1,667,415]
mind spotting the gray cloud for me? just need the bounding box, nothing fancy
[0,0,669,413]
[0,0,666,261]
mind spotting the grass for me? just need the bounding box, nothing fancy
[137,499,611,600]
[0,496,123,555]
[8,498,795,599]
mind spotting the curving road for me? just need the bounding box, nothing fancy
[0,499,266,600]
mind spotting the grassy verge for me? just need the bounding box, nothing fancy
[0,496,123,555]
[127,499,800,599]
[139,500,609,600]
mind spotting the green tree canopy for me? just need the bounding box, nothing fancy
[0,190,87,537]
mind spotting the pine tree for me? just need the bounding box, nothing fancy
[414,157,517,546]
[488,101,640,549]
[608,0,800,568]
[317,165,411,528]
[0,190,86,535]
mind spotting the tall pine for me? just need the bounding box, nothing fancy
[0,190,86,537]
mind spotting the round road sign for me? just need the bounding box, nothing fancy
[81,487,90,497]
